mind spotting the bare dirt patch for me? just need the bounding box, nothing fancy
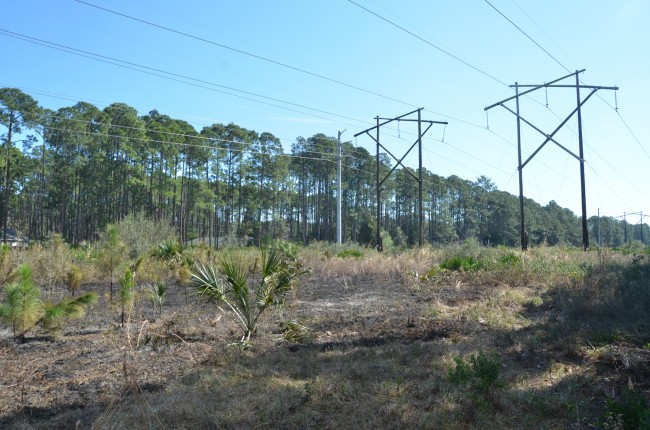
[0,252,648,429]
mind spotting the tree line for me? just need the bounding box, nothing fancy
[0,88,646,249]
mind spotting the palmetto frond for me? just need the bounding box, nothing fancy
[191,250,308,343]
[191,261,226,303]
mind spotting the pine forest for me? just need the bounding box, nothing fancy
[0,88,645,249]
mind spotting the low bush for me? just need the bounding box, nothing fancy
[448,350,503,394]
[336,248,363,259]
[439,255,486,271]
[603,387,650,429]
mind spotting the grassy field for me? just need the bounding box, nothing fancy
[1,241,649,429]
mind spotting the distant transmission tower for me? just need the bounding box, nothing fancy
[485,69,618,250]
[355,108,447,251]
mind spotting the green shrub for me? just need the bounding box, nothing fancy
[0,266,42,340]
[268,240,301,259]
[603,387,650,430]
[27,234,72,293]
[152,240,184,262]
[439,256,485,271]
[448,355,473,385]
[96,224,127,301]
[118,268,136,327]
[336,249,363,259]
[145,281,167,317]
[448,350,503,394]
[117,212,177,259]
[498,252,521,267]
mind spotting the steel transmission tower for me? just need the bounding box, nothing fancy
[485,70,618,250]
[354,108,447,251]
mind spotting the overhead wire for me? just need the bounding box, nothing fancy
[2,83,368,163]
[6,2,622,218]
[40,125,426,191]
[480,0,650,213]
[40,124,374,172]
[0,29,371,131]
[2,7,532,191]
[74,0,420,109]
[1,29,459,168]
[14,107,367,162]
[9,3,612,205]
[72,0,529,164]
[508,0,576,70]
[72,0,528,180]
[346,0,509,87]
[483,0,569,73]
[343,0,591,197]
[484,0,650,166]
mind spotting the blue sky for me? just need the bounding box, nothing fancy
[2,0,649,220]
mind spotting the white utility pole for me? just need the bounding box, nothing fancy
[337,130,345,244]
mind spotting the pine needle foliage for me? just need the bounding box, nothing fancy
[0,264,97,341]
[97,224,127,301]
[119,268,136,327]
[41,292,98,331]
[65,264,84,297]
[0,265,42,340]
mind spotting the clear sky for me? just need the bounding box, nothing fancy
[2,0,649,221]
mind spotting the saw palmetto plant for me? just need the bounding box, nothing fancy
[191,249,308,344]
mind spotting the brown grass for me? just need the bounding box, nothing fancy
[0,243,648,429]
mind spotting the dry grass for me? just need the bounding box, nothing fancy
[0,243,649,429]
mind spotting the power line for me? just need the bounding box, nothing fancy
[483,2,650,164]
[41,125,351,166]
[482,0,570,73]
[1,19,534,181]
[3,78,592,210]
[80,0,589,162]
[615,110,650,160]
[20,108,359,161]
[347,0,509,87]
[40,126,430,188]
[0,29,371,130]
[74,0,419,109]
[7,27,505,165]
[509,0,576,70]
[2,83,368,159]
[0,29,592,207]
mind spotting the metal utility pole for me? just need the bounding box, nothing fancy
[575,72,589,251]
[515,83,526,250]
[598,208,601,252]
[485,69,618,251]
[418,109,424,247]
[641,211,645,244]
[336,130,345,244]
[355,108,447,251]
[624,211,647,244]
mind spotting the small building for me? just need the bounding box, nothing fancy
[3,228,28,248]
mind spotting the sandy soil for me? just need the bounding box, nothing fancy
[0,270,445,428]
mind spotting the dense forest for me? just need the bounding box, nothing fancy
[0,88,647,248]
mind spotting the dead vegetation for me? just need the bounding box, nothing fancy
[0,242,649,429]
